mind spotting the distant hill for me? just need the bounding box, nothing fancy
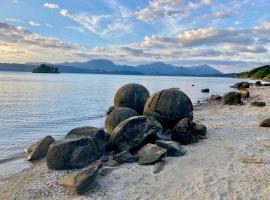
[0,59,226,77]
[237,65,270,80]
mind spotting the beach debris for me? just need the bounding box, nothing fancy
[153,160,166,173]
[240,90,250,98]
[240,156,262,164]
[138,143,167,165]
[47,127,107,170]
[57,160,103,194]
[223,92,242,105]
[25,135,55,161]
[108,116,162,153]
[171,118,199,145]
[105,107,138,135]
[143,88,193,129]
[201,88,210,93]
[251,101,266,107]
[233,82,250,90]
[260,118,270,127]
[155,140,186,157]
[113,150,138,164]
[210,95,222,101]
[114,83,150,114]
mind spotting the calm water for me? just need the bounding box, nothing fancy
[0,72,240,177]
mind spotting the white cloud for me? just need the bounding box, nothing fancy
[59,8,133,38]
[29,21,41,27]
[5,18,24,23]
[43,3,59,9]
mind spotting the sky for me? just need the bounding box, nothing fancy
[0,0,270,72]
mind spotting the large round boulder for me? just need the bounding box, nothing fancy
[108,116,163,153]
[114,83,150,114]
[105,107,138,135]
[143,88,193,128]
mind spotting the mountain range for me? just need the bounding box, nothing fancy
[0,59,227,76]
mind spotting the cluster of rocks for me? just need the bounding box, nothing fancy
[25,83,207,195]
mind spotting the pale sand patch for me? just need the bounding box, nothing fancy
[1,87,270,200]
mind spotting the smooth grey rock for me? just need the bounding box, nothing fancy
[57,160,103,194]
[155,140,186,157]
[47,127,107,170]
[113,150,138,164]
[26,136,55,161]
[138,143,167,165]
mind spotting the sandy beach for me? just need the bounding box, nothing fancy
[1,86,270,200]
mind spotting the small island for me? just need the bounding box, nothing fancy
[32,64,59,73]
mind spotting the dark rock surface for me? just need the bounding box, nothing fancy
[259,118,270,127]
[155,140,186,157]
[57,160,103,194]
[113,150,138,164]
[108,116,163,153]
[251,101,266,107]
[105,107,138,135]
[143,88,193,128]
[25,136,55,161]
[114,83,150,114]
[138,143,167,165]
[201,88,210,93]
[223,92,242,105]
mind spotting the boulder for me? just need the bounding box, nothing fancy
[240,90,250,98]
[105,107,138,135]
[155,140,186,157]
[104,156,119,167]
[113,150,138,164]
[251,101,266,107]
[114,83,150,114]
[201,88,210,93]
[47,127,107,170]
[223,92,242,105]
[57,160,103,194]
[259,118,270,127]
[25,136,55,161]
[255,81,262,87]
[233,82,250,89]
[210,95,222,101]
[143,88,193,128]
[263,83,270,86]
[171,118,199,145]
[194,124,207,136]
[138,144,167,165]
[108,116,162,153]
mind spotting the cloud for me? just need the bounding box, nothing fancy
[5,18,24,23]
[43,3,59,9]
[136,0,185,23]
[59,7,133,38]
[29,21,41,27]
[0,22,89,63]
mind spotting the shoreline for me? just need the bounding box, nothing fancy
[1,86,270,199]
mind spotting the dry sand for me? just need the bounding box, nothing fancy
[1,87,270,200]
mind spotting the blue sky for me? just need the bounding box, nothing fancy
[0,0,270,72]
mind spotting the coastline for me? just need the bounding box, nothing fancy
[1,86,270,199]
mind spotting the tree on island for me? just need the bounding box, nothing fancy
[32,64,59,73]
